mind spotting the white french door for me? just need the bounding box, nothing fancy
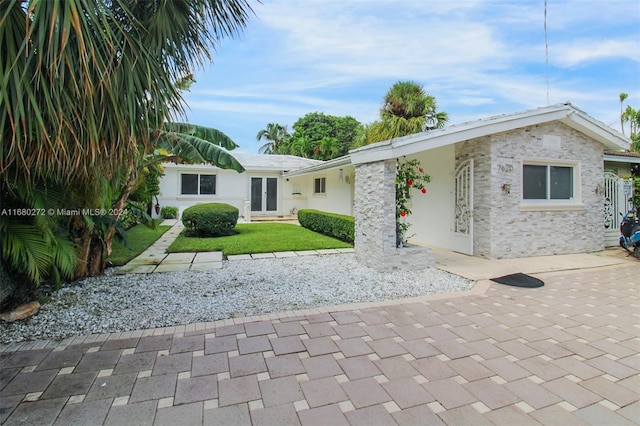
[251,177,278,213]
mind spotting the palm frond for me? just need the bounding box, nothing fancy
[153,129,245,173]
[163,123,240,151]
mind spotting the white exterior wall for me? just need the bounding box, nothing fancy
[157,165,248,218]
[404,145,456,249]
[158,163,313,219]
[287,165,355,216]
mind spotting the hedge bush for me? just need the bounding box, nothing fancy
[298,209,354,243]
[182,203,238,237]
[160,206,178,219]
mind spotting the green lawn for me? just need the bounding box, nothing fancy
[168,223,352,255]
[108,220,171,266]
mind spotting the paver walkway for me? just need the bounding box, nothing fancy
[117,220,354,274]
[1,263,638,425]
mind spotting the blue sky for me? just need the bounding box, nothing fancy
[181,0,640,154]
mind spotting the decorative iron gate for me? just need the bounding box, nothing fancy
[452,159,473,255]
[603,172,633,246]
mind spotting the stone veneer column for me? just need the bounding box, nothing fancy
[354,159,397,270]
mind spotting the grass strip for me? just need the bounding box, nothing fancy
[168,223,352,255]
[108,220,171,266]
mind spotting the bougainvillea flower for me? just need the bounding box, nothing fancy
[407,180,413,186]
[418,167,423,172]
[421,188,427,194]
[400,211,406,217]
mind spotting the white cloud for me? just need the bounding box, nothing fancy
[552,37,640,68]
[184,0,640,153]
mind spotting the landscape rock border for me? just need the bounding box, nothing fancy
[0,254,473,344]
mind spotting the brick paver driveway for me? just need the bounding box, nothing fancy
[1,264,638,425]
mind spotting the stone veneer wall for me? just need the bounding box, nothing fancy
[457,122,605,259]
[354,159,434,271]
[354,160,397,269]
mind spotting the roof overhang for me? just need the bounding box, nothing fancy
[604,153,640,164]
[283,155,353,178]
[350,103,631,165]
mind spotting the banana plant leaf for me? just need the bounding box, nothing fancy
[152,124,245,173]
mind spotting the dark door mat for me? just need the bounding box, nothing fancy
[490,273,544,288]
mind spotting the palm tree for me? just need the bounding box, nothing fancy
[314,137,342,160]
[1,0,255,283]
[289,136,315,158]
[620,93,629,135]
[367,81,448,143]
[256,123,291,154]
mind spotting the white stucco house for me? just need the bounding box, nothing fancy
[157,103,636,268]
[156,153,323,221]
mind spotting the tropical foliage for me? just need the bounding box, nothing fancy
[256,123,291,154]
[618,94,639,199]
[289,113,363,160]
[619,94,639,153]
[259,113,363,160]
[0,181,76,289]
[367,81,448,144]
[0,0,255,297]
[101,122,246,268]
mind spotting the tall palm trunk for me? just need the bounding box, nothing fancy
[74,219,97,278]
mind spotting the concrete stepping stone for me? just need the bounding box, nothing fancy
[162,253,196,264]
[154,263,191,273]
[190,262,222,271]
[193,252,223,263]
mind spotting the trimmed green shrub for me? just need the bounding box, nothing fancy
[182,203,239,237]
[298,209,354,243]
[160,206,178,219]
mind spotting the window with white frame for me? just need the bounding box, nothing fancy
[314,177,326,194]
[181,173,216,195]
[522,160,580,206]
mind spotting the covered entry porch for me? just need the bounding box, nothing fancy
[349,104,631,271]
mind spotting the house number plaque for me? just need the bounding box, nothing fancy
[498,164,513,173]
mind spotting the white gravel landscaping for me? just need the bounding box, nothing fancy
[0,254,473,343]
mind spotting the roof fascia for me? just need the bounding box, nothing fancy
[604,154,640,164]
[560,111,629,150]
[350,105,631,164]
[351,107,571,164]
[283,156,352,178]
[162,162,284,173]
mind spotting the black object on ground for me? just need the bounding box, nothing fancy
[490,273,544,288]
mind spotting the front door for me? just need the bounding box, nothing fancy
[451,159,474,255]
[251,177,278,213]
